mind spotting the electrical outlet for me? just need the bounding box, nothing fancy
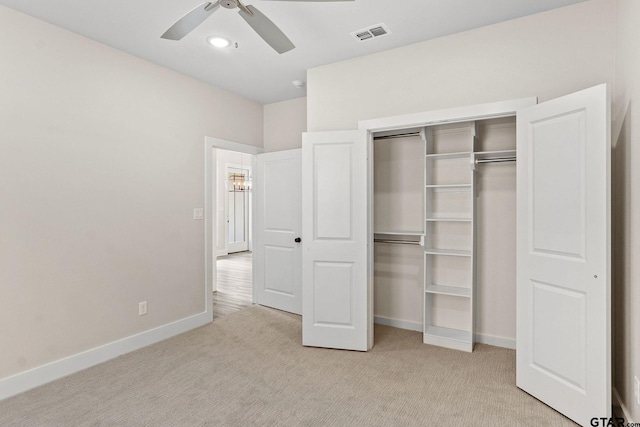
[634,376,640,405]
[138,301,147,316]
[193,208,204,220]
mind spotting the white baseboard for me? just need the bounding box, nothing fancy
[373,317,516,350]
[475,333,516,350]
[613,387,636,424]
[374,316,422,332]
[0,311,210,402]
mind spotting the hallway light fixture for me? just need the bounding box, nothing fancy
[228,172,252,192]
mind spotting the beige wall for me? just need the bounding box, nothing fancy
[0,6,262,379]
[306,0,615,344]
[613,0,640,420]
[308,0,614,132]
[263,97,307,152]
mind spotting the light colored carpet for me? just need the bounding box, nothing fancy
[0,306,576,426]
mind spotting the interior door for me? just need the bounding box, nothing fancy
[227,166,250,254]
[253,149,302,315]
[516,84,610,425]
[301,130,372,351]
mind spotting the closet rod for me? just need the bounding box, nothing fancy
[475,157,516,164]
[373,132,421,141]
[374,239,421,245]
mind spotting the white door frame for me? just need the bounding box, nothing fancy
[357,97,537,339]
[205,137,263,307]
[358,98,537,134]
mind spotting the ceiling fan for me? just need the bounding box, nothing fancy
[161,0,354,54]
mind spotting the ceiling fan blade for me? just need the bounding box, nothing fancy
[238,5,295,54]
[161,2,220,40]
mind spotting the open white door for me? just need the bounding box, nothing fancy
[253,149,302,315]
[516,84,610,425]
[302,130,372,351]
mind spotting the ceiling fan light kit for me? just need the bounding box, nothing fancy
[161,0,355,54]
[207,36,231,48]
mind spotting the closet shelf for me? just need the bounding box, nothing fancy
[474,149,516,159]
[374,231,423,236]
[425,184,472,191]
[425,152,471,160]
[424,248,471,257]
[374,232,423,246]
[423,326,473,350]
[426,284,471,298]
[425,217,472,222]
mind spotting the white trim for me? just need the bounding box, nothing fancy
[206,142,216,295]
[475,333,516,350]
[0,311,209,401]
[205,136,264,155]
[374,316,422,332]
[372,316,516,350]
[360,97,538,354]
[613,387,636,424]
[358,97,537,133]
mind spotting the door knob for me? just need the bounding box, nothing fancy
[295,237,301,243]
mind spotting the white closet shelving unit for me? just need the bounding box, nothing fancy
[423,122,476,352]
[419,119,518,352]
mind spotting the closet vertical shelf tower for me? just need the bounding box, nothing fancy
[423,123,476,352]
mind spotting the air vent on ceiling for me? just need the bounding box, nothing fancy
[350,23,391,42]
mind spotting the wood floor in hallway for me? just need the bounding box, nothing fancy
[213,251,254,320]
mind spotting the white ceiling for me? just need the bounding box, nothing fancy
[0,0,587,104]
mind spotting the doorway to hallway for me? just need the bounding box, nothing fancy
[213,148,255,320]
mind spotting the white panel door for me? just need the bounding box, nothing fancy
[516,84,610,425]
[227,166,250,254]
[302,130,372,351]
[254,150,302,315]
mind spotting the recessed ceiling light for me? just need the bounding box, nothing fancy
[207,36,231,48]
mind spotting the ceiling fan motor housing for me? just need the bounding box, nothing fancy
[220,0,239,9]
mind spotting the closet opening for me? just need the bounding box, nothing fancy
[371,116,518,352]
